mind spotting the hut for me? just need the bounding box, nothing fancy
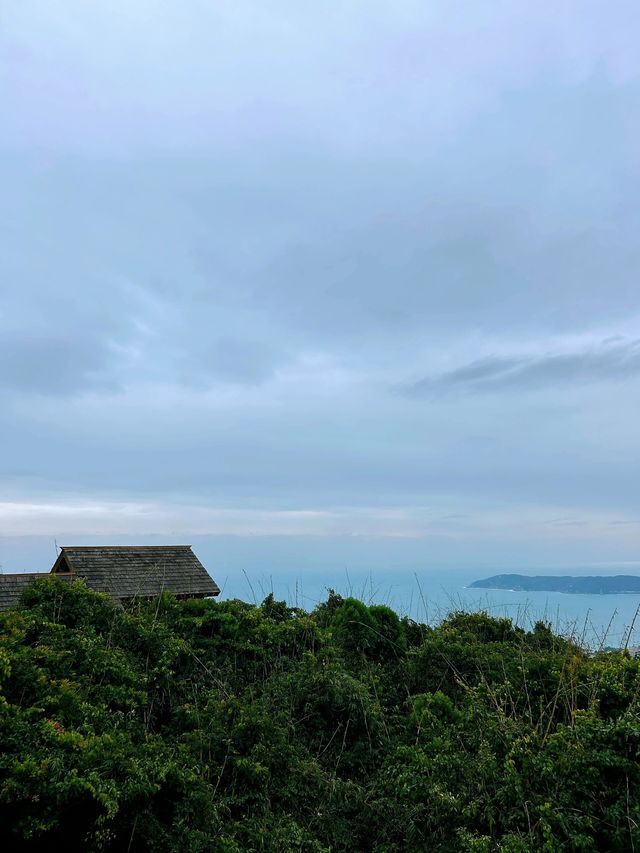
[0,545,220,611]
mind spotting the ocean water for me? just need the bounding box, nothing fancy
[225,566,640,650]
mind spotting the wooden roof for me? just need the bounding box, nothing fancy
[51,545,220,601]
[0,571,73,611]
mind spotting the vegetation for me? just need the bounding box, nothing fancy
[1,577,640,851]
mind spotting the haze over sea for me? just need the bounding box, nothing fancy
[4,534,640,650]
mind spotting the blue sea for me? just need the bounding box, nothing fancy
[222,566,640,650]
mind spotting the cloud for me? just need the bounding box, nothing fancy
[188,338,291,387]
[2,498,639,546]
[403,339,640,396]
[0,334,122,395]
[1,1,640,568]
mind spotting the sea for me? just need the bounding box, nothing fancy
[221,566,640,651]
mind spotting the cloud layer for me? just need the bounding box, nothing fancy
[1,2,640,568]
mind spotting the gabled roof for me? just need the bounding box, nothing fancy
[51,545,220,601]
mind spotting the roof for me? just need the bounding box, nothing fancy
[51,545,220,601]
[0,571,73,611]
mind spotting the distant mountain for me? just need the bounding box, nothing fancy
[470,574,640,594]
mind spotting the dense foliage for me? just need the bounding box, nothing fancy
[1,578,639,851]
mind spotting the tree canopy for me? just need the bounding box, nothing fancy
[1,577,639,851]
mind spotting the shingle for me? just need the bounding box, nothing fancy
[0,572,73,611]
[56,545,220,601]
[0,546,219,611]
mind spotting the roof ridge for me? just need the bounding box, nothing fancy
[61,545,193,550]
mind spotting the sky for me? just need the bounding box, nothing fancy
[1,1,640,579]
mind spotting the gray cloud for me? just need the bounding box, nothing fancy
[1,2,640,564]
[0,334,122,395]
[404,340,640,396]
[189,338,290,386]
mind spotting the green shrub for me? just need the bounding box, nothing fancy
[0,583,638,851]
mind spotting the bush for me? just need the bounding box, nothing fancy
[0,583,638,851]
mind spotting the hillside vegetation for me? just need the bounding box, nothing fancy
[470,574,640,594]
[1,578,639,852]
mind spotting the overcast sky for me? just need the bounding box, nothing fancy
[2,1,640,574]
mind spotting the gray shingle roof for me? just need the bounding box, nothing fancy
[52,545,220,601]
[0,572,73,611]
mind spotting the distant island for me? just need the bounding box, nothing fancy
[470,574,640,594]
